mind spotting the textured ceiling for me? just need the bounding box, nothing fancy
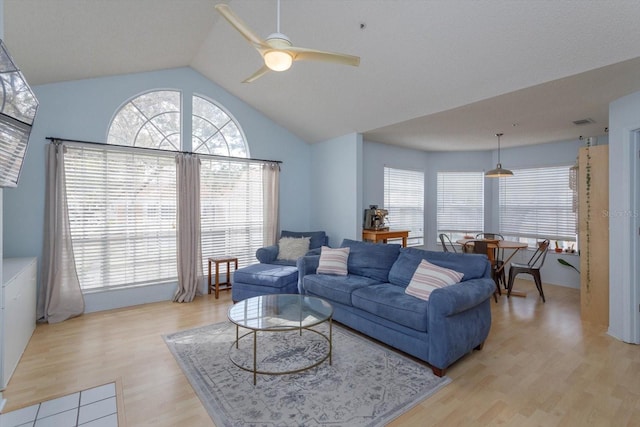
[5,0,640,151]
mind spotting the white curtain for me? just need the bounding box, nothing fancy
[263,162,280,246]
[173,154,202,303]
[38,144,85,323]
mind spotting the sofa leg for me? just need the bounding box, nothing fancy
[431,366,446,377]
[475,341,485,351]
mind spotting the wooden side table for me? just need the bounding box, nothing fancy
[362,229,410,247]
[208,257,238,299]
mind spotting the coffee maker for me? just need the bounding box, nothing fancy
[363,205,389,230]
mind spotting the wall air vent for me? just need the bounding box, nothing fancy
[572,118,595,126]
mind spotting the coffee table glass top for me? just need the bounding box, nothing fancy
[228,294,333,331]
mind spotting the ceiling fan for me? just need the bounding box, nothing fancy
[215,0,360,83]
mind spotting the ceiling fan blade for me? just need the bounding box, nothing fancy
[242,65,271,83]
[215,4,269,49]
[288,46,360,67]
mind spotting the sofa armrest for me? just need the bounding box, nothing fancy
[305,247,322,256]
[426,278,496,371]
[296,255,320,294]
[428,278,496,318]
[256,245,279,263]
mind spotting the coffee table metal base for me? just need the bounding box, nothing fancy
[229,320,332,385]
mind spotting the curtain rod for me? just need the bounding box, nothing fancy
[45,137,282,164]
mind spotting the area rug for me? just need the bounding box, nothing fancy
[163,321,450,427]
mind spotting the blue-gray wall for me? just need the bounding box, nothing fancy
[2,67,312,311]
[361,136,609,289]
[310,132,362,246]
[2,62,619,312]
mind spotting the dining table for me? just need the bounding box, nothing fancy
[456,238,529,297]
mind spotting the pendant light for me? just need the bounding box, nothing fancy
[485,133,513,178]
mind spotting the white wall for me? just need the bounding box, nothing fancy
[0,0,6,408]
[608,89,640,344]
[310,133,362,247]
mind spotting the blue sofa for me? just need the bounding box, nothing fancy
[231,230,328,301]
[255,230,328,266]
[296,239,496,376]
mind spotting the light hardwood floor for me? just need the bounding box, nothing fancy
[2,279,639,426]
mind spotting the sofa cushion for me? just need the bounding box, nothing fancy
[281,230,328,250]
[316,246,350,276]
[340,239,401,282]
[303,274,380,306]
[233,264,298,288]
[388,247,489,288]
[352,283,429,332]
[277,236,310,261]
[405,259,464,301]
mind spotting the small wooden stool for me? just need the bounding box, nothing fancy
[208,257,238,299]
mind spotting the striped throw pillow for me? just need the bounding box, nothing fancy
[405,259,464,301]
[316,246,350,276]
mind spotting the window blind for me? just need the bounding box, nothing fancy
[437,172,484,236]
[65,145,178,290]
[499,165,576,241]
[383,167,424,246]
[200,158,265,268]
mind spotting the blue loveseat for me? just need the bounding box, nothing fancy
[231,230,328,301]
[255,230,328,266]
[296,239,496,376]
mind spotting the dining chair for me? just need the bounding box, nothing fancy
[476,232,506,289]
[439,233,457,253]
[463,239,501,302]
[507,239,551,302]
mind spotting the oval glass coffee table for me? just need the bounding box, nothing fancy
[227,294,333,384]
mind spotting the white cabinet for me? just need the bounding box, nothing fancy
[1,257,37,390]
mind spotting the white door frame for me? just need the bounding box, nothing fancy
[631,130,640,343]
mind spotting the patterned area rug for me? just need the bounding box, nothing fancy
[163,321,450,427]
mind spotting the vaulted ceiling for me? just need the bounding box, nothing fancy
[5,0,640,151]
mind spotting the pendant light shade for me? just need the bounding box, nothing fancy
[486,133,513,178]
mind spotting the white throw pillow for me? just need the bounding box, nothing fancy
[316,246,350,276]
[277,236,311,261]
[405,259,464,301]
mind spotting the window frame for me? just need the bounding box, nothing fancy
[65,90,261,292]
[498,164,577,246]
[436,171,485,243]
[64,143,179,291]
[383,166,424,247]
[192,94,250,158]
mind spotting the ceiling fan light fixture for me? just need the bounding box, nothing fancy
[216,1,359,82]
[486,133,513,178]
[264,50,293,71]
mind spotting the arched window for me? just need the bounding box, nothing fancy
[65,90,266,292]
[107,91,249,156]
[192,95,248,157]
[107,90,181,150]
